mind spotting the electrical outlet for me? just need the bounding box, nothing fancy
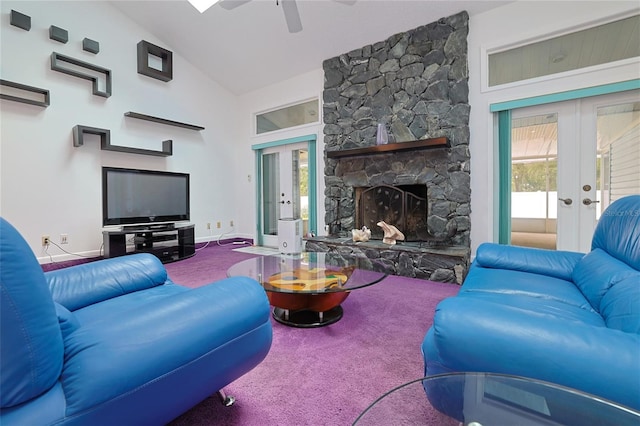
[216,221,221,229]
[230,220,234,227]
[60,234,68,244]
[42,235,50,246]
[206,222,211,230]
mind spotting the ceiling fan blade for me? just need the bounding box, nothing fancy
[219,0,252,10]
[281,0,302,33]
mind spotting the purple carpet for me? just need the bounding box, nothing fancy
[41,242,459,424]
[162,243,460,425]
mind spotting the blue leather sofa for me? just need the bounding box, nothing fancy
[0,217,273,425]
[422,194,640,411]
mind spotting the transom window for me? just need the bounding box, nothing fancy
[256,99,319,134]
[488,15,640,87]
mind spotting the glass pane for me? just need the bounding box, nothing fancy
[294,149,309,235]
[256,99,319,134]
[489,15,640,87]
[511,113,558,249]
[262,153,280,236]
[596,101,640,219]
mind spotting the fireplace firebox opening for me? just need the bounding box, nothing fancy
[355,184,428,242]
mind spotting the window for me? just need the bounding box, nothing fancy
[488,15,640,87]
[256,99,319,134]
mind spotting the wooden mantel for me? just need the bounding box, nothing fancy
[326,137,449,159]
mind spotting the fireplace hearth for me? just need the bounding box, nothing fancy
[308,139,471,283]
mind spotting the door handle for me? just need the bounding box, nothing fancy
[582,198,600,206]
[558,198,573,205]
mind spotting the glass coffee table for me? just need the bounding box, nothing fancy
[353,373,640,425]
[227,252,387,327]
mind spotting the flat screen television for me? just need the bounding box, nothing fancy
[102,166,190,228]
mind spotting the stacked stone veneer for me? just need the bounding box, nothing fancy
[311,11,472,283]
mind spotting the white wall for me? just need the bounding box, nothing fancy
[468,1,640,254]
[236,1,640,252]
[0,1,242,262]
[3,1,638,263]
[237,69,325,243]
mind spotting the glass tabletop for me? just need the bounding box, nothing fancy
[227,252,388,294]
[353,373,640,426]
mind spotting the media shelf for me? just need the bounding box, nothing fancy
[103,224,195,263]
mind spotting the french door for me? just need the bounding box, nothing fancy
[259,142,309,247]
[510,90,639,253]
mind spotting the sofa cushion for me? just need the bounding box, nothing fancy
[462,264,595,312]
[600,274,640,333]
[60,277,272,418]
[458,291,605,327]
[591,195,640,270]
[72,281,187,326]
[474,242,584,282]
[572,248,639,313]
[54,302,80,338]
[47,253,169,311]
[0,218,64,408]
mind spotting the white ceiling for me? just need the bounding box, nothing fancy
[110,0,512,95]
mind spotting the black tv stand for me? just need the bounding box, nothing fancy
[103,223,195,263]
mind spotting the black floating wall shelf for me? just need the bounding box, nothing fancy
[83,38,99,54]
[124,112,204,130]
[137,40,173,82]
[73,125,173,157]
[49,26,68,43]
[10,10,31,31]
[51,52,111,98]
[0,79,50,107]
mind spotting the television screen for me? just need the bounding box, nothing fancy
[102,167,190,227]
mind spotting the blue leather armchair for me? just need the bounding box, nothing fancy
[422,195,640,411]
[0,217,273,425]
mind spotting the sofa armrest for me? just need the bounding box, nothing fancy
[475,242,584,281]
[46,253,169,311]
[430,297,640,410]
[60,276,272,418]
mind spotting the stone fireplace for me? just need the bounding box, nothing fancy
[305,11,471,283]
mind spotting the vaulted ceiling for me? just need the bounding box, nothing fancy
[110,0,511,95]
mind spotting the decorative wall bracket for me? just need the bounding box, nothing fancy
[73,125,110,148]
[137,40,173,82]
[73,125,173,157]
[51,52,112,97]
[10,10,31,31]
[83,38,100,54]
[49,26,68,43]
[0,79,50,107]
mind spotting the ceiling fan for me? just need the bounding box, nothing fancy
[188,0,356,34]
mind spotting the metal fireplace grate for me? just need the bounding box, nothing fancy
[356,184,428,241]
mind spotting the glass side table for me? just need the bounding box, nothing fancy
[353,373,640,425]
